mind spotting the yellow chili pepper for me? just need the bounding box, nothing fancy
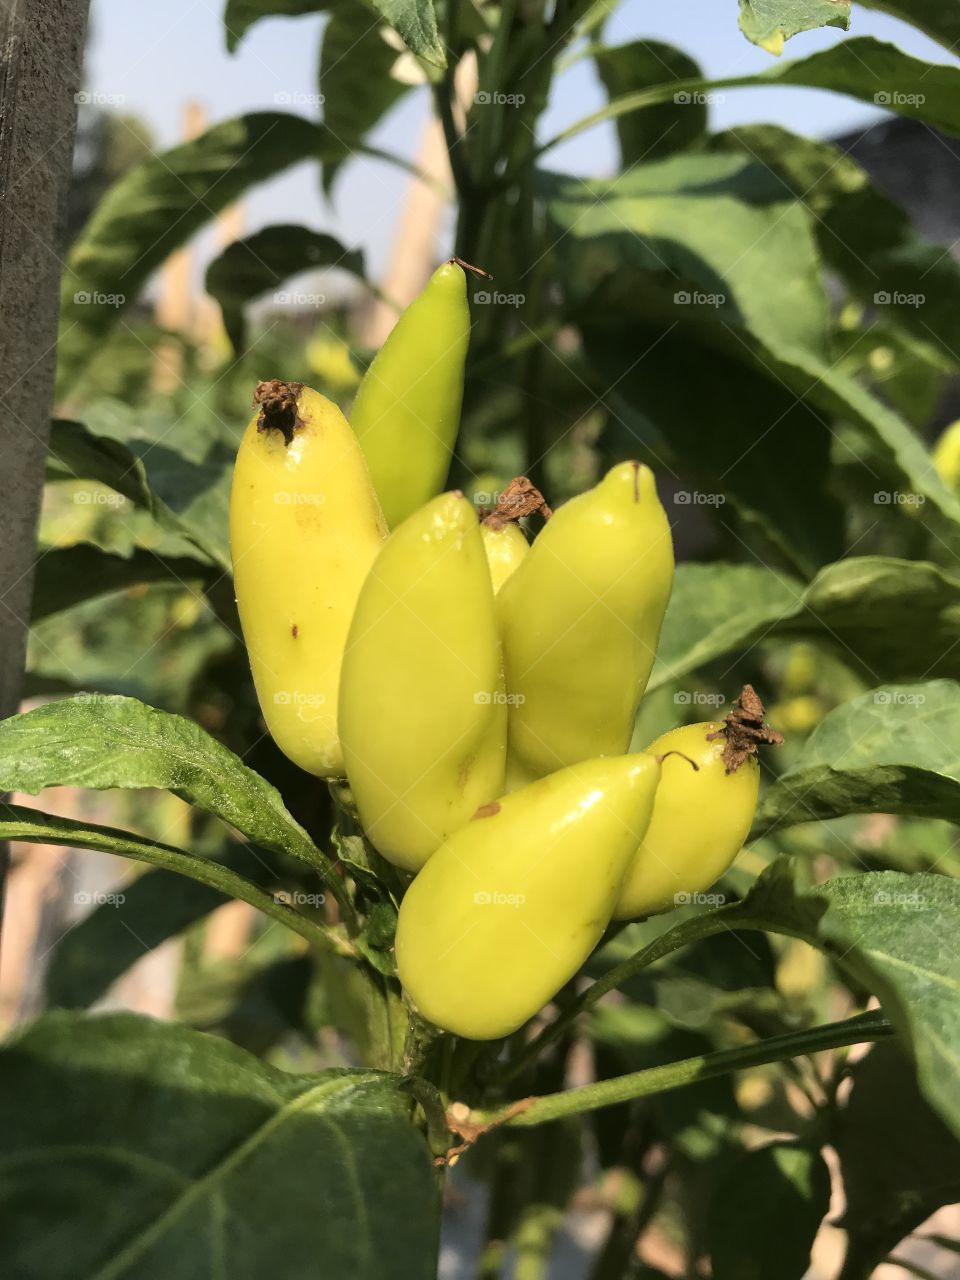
[350,260,470,529]
[395,753,662,1039]
[498,461,674,779]
[614,687,782,919]
[229,380,386,777]
[338,491,506,871]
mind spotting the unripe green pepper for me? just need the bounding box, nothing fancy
[497,462,674,780]
[395,753,662,1039]
[338,491,506,871]
[230,380,386,778]
[350,260,470,529]
[613,687,783,919]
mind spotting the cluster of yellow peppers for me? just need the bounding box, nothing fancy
[230,261,775,1041]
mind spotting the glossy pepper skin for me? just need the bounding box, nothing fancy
[350,260,469,529]
[230,381,386,778]
[497,462,674,780]
[338,491,506,871]
[613,721,759,920]
[480,520,529,593]
[395,753,661,1039]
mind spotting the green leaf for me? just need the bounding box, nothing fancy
[651,563,802,690]
[818,872,960,1138]
[0,1013,439,1278]
[540,155,848,571]
[27,585,235,715]
[709,124,960,369]
[757,679,960,831]
[58,113,339,391]
[593,41,707,164]
[595,330,843,573]
[543,38,960,153]
[205,225,367,352]
[48,419,234,572]
[320,4,413,193]
[739,0,850,53]
[45,842,291,1009]
[857,1,960,55]
[368,0,445,66]
[708,1143,831,1279]
[31,545,214,624]
[651,558,960,693]
[542,153,960,561]
[542,154,829,358]
[224,0,329,52]
[0,804,348,956]
[0,697,345,894]
[835,1042,960,1270]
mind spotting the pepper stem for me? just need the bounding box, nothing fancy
[450,256,494,280]
[654,750,699,771]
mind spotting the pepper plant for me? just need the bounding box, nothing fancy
[5,0,960,1277]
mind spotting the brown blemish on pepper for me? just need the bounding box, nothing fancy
[480,476,553,530]
[291,624,299,639]
[631,460,640,503]
[708,684,784,774]
[254,379,304,445]
[473,801,501,819]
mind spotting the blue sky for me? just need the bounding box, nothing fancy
[84,1,955,278]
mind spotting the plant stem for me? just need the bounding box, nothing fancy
[403,1005,447,1077]
[478,1011,893,1129]
[0,804,356,958]
[518,171,550,494]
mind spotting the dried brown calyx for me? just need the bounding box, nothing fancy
[708,684,783,774]
[480,476,553,530]
[254,379,304,445]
